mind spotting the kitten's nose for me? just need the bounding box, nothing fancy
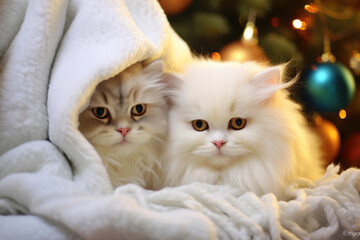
[212,140,226,149]
[116,127,131,137]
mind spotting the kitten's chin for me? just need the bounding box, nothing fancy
[195,153,235,169]
[95,142,137,156]
[112,140,131,146]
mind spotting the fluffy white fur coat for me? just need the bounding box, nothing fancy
[162,60,324,199]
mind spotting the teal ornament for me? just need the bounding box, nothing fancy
[303,62,356,112]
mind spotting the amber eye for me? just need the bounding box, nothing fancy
[92,107,110,119]
[191,119,209,131]
[131,104,147,118]
[229,117,247,130]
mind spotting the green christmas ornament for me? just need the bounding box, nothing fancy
[303,62,356,112]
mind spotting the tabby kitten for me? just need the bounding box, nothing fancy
[78,60,169,189]
[162,59,324,199]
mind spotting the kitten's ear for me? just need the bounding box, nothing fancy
[161,72,184,107]
[143,59,163,77]
[250,65,293,104]
[143,59,183,106]
[251,65,281,87]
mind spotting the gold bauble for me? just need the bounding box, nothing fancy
[158,0,193,15]
[315,116,341,165]
[219,41,268,63]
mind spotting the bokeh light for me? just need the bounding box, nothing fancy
[339,109,347,119]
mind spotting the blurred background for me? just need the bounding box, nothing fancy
[158,0,360,170]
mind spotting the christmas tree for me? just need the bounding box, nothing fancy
[158,0,360,169]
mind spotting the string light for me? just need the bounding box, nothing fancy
[243,21,256,41]
[292,19,307,30]
[242,9,258,45]
[339,109,347,119]
[305,3,319,13]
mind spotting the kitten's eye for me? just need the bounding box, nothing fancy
[229,117,247,130]
[131,104,147,118]
[191,119,209,131]
[92,107,110,119]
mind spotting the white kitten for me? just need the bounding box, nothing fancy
[162,59,324,199]
[78,60,169,189]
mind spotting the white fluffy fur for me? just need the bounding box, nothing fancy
[79,60,169,189]
[162,59,324,199]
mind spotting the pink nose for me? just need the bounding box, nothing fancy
[212,140,226,149]
[116,127,131,137]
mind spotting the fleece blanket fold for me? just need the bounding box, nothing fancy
[0,0,359,239]
[0,0,191,194]
[0,166,360,239]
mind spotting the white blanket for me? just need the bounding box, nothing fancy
[0,0,359,239]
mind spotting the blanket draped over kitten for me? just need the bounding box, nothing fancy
[160,59,324,199]
[79,60,169,189]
